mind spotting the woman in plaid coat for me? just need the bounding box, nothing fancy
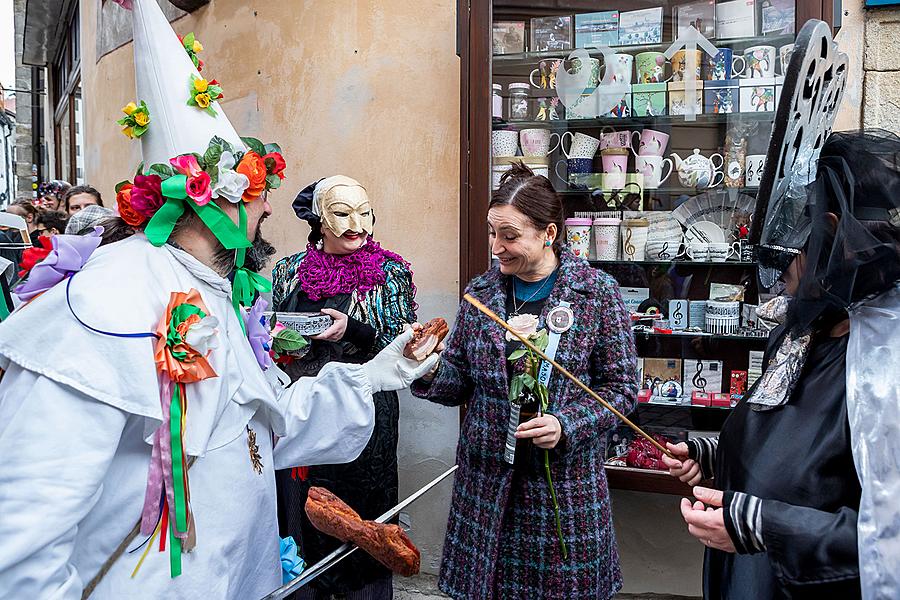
[412,164,637,599]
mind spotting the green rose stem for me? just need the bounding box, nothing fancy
[508,333,568,559]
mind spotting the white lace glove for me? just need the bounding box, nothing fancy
[362,328,441,393]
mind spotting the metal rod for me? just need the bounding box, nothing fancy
[463,293,674,459]
[260,465,458,600]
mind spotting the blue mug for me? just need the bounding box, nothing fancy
[555,157,593,181]
[705,48,746,80]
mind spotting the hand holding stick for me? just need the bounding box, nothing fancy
[463,293,674,459]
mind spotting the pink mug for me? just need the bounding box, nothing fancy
[632,128,670,157]
[601,153,628,175]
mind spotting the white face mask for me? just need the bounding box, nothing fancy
[315,178,374,238]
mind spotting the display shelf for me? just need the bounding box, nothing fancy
[604,464,697,496]
[590,259,756,267]
[638,398,735,410]
[558,187,759,197]
[492,34,796,65]
[633,329,770,342]
[493,111,775,130]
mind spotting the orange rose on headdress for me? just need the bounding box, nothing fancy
[116,182,146,227]
[236,151,267,202]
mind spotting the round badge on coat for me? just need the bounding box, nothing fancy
[547,305,574,333]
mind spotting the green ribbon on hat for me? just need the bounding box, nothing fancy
[144,175,251,251]
[230,202,272,333]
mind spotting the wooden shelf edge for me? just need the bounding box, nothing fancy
[604,464,694,496]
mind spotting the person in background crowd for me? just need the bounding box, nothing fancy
[64,185,104,216]
[5,202,38,237]
[272,176,417,600]
[65,205,116,235]
[663,130,900,599]
[36,180,71,212]
[1,203,39,272]
[412,162,637,600]
[34,211,68,238]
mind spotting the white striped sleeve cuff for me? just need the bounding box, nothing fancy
[724,491,766,554]
[685,436,718,480]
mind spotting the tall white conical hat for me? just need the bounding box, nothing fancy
[122,0,246,166]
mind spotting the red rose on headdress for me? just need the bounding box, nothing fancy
[131,174,164,219]
[186,171,212,206]
[263,152,287,180]
[236,151,267,202]
[116,183,146,226]
[18,237,54,279]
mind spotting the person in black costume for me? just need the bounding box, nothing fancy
[662,131,900,599]
[271,176,417,600]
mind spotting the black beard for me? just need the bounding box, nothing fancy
[212,228,276,275]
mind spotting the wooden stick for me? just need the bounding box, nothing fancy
[463,293,675,459]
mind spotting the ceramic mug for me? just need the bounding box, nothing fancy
[705,48,746,80]
[600,53,635,84]
[707,242,736,262]
[519,128,561,157]
[635,155,674,189]
[779,44,794,75]
[555,157,594,181]
[602,153,628,189]
[492,130,519,157]
[529,59,562,89]
[569,56,601,88]
[561,131,601,159]
[600,129,633,151]
[632,128,670,157]
[636,51,671,84]
[745,154,766,187]
[744,46,777,78]
[683,242,710,262]
[671,49,703,82]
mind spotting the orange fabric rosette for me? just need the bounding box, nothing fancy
[236,151,267,202]
[154,289,218,383]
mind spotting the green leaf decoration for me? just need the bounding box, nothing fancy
[508,375,524,402]
[183,32,195,49]
[521,373,536,390]
[114,180,131,193]
[147,163,175,178]
[265,174,282,190]
[263,142,282,155]
[507,348,528,362]
[532,329,549,352]
[207,165,219,187]
[204,106,218,117]
[241,137,266,156]
[135,162,144,178]
[132,125,148,138]
[115,116,128,126]
[207,84,223,98]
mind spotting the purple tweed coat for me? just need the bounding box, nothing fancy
[412,250,638,599]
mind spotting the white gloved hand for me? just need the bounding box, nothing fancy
[363,328,442,393]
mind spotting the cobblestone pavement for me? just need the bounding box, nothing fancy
[393,574,700,599]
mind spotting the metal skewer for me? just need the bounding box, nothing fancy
[260,465,458,600]
[463,293,675,459]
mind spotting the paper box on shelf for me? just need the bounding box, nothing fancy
[740,78,776,113]
[621,287,651,315]
[668,81,704,116]
[638,388,652,403]
[669,299,689,330]
[730,370,748,396]
[704,79,739,114]
[716,0,757,39]
[711,393,732,407]
[691,391,712,406]
[632,82,667,117]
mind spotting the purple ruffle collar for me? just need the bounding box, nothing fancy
[297,239,409,301]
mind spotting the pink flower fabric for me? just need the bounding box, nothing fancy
[170,155,203,178]
[130,174,164,219]
[186,171,212,206]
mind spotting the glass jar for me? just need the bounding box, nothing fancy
[492,84,503,119]
[508,83,530,121]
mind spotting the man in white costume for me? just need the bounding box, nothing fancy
[0,0,438,598]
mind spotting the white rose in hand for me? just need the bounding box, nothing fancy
[505,313,539,342]
[185,315,220,356]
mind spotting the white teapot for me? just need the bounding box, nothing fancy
[670,149,725,189]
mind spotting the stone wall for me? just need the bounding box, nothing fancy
[863,6,900,131]
[13,0,35,203]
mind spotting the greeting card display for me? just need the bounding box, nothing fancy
[531,16,573,52]
[761,0,795,35]
[575,11,619,48]
[674,1,716,40]
[619,8,663,46]
[716,0,757,39]
[493,21,526,55]
[682,359,724,396]
[643,358,683,397]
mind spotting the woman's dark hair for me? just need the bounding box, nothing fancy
[9,201,38,220]
[489,162,564,255]
[36,210,68,234]
[64,185,104,212]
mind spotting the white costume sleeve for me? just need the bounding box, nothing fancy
[0,364,128,600]
[271,362,375,469]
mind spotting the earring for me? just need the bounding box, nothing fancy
[545,239,553,247]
